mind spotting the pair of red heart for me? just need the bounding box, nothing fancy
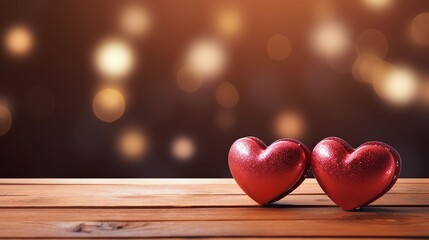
[228,136,401,211]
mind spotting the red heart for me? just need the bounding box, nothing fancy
[228,137,310,205]
[312,137,401,210]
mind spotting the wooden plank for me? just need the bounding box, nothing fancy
[0,207,427,222]
[0,179,427,238]
[0,219,427,238]
[0,192,427,207]
[0,179,426,196]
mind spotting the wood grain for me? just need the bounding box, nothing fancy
[0,178,427,238]
[0,179,427,195]
[0,207,427,221]
[0,219,427,238]
[0,191,427,207]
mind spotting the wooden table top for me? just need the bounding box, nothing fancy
[0,178,427,239]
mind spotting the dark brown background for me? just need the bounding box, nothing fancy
[0,0,428,177]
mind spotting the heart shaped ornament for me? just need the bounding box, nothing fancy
[312,137,401,211]
[228,137,310,205]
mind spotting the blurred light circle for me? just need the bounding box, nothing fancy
[25,86,55,119]
[0,104,12,136]
[215,9,242,38]
[4,25,34,57]
[119,5,151,37]
[273,111,305,139]
[215,110,236,130]
[352,54,385,82]
[215,81,239,109]
[118,128,148,160]
[411,13,429,46]
[326,40,357,73]
[311,20,349,57]
[171,136,195,162]
[267,34,292,61]
[94,38,135,79]
[362,0,393,10]
[186,38,226,79]
[365,60,394,84]
[93,88,126,122]
[356,29,388,58]
[356,55,393,84]
[373,66,419,106]
[177,65,204,92]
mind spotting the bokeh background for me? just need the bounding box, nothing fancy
[0,0,428,177]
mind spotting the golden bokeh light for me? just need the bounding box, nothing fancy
[215,81,239,109]
[356,29,388,58]
[119,5,151,37]
[364,59,394,84]
[215,8,242,38]
[176,65,204,92]
[411,13,429,46]
[93,38,135,79]
[118,128,148,160]
[273,111,305,139]
[352,54,386,82]
[171,136,196,162]
[373,66,420,106]
[327,40,357,73]
[0,104,12,136]
[311,20,349,57]
[362,0,393,10]
[267,34,292,61]
[186,38,227,79]
[93,88,126,122]
[4,25,34,57]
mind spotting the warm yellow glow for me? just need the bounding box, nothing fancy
[119,5,151,37]
[373,67,419,106]
[118,128,148,160]
[94,38,135,79]
[215,9,242,38]
[93,88,126,122]
[274,111,305,139]
[411,13,429,46]
[186,38,226,79]
[177,65,204,92]
[4,25,33,57]
[171,136,195,161]
[0,104,12,136]
[365,60,394,84]
[267,34,292,61]
[327,40,357,73]
[356,29,388,58]
[311,21,349,57]
[362,0,393,10]
[215,82,239,109]
[352,54,386,82]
